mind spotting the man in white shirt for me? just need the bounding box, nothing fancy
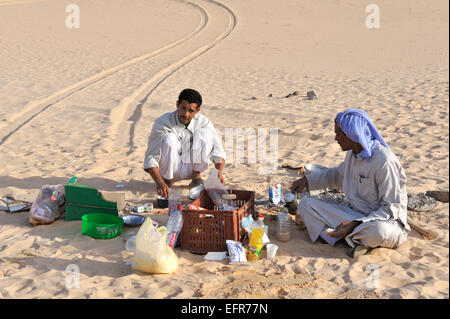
[291,109,410,258]
[144,89,226,199]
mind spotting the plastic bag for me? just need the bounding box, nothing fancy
[204,168,234,209]
[131,217,178,274]
[241,215,270,247]
[226,240,247,264]
[29,184,65,225]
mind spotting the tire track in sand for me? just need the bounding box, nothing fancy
[104,0,237,159]
[0,0,207,146]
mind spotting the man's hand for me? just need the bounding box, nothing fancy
[328,221,361,238]
[145,167,170,198]
[157,181,170,199]
[215,158,225,184]
[291,177,308,194]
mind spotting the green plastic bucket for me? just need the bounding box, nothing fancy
[81,213,123,239]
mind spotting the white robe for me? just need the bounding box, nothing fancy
[143,110,226,181]
[299,145,410,248]
[157,128,213,181]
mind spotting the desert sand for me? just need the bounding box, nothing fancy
[0,0,448,299]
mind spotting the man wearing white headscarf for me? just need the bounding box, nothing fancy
[291,109,410,258]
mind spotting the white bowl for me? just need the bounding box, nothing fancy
[188,185,205,200]
[304,164,328,174]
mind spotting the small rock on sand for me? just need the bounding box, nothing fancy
[426,190,449,203]
[285,91,299,98]
[306,90,318,100]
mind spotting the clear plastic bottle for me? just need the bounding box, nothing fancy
[168,187,182,215]
[166,204,184,248]
[277,208,291,242]
[246,215,265,261]
[125,234,136,252]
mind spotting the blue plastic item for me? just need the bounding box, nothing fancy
[121,214,146,227]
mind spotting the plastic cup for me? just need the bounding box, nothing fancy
[266,243,279,259]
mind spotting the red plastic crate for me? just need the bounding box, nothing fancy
[180,189,255,253]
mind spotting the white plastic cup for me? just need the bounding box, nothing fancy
[266,243,279,259]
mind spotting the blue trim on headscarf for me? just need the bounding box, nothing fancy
[336,109,389,161]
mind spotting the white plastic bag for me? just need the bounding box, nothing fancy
[131,218,178,274]
[226,240,247,264]
[204,168,234,209]
[29,184,65,225]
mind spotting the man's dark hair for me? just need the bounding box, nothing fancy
[178,88,202,108]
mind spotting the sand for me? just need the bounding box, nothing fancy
[0,0,448,299]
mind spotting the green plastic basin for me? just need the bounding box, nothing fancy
[81,213,123,239]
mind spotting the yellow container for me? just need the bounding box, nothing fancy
[246,215,265,261]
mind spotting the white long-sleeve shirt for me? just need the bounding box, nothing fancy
[305,145,410,231]
[143,110,226,169]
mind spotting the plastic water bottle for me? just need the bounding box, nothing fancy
[166,204,184,248]
[246,215,265,261]
[125,235,136,252]
[168,187,181,216]
[277,208,291,242]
